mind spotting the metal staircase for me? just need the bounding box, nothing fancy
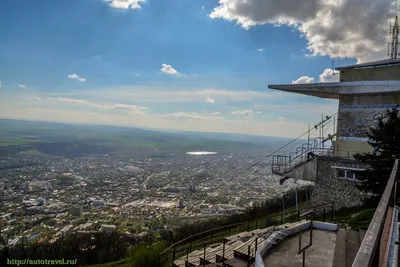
[271,114,337,175]
[271,139,334,175]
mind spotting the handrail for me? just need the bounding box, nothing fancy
[352,159,399,267]
[159,201,335,265]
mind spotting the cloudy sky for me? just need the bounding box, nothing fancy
[0,0,395,137]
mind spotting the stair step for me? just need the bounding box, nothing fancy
[223,257,251,267]
[346,230,360,267]
[332,229,347,267]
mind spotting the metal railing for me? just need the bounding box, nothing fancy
[158,201,335,267]
[272,147,368,175]
[352,159,399,267]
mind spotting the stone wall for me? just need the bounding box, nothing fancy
[310,156,367,209]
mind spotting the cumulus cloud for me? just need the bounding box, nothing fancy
[213,112,222,115]
[209,0,394,62]
[319,69,340,82]
[258,48,264,52]
[279,117,290,123]
[68,74,86,82]
[32,97,42,101]
[19,84,27,89]
[232,110,254,117]
[292,76,315,84]
[161,64,179,75]
[105,0,145,9]
[47,97,148,112]
[206,96,215,103]
[202,5,205,10]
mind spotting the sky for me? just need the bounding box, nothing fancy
[0,0,396,138]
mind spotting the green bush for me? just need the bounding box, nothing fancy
[348,209,376,231]
[127,242,166,267]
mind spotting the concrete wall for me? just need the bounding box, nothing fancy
[340,65,400,82]
[285,157,317,182]
[335,94,400,155]
[255,221,338,267]
[310,157,366,209]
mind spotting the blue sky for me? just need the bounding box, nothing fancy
[0,0,392,137]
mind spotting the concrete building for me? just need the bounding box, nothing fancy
[268,58,400,208]
[60,225,74,237]
[72,205,83,217]
[269,59,400,156]
[21,232,41,243]
[101,224,116,233]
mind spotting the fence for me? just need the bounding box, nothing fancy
[272,147,367,175]
[352,159,399,267]
[158,201,335,267]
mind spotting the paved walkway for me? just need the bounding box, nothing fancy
[263,230,337,267]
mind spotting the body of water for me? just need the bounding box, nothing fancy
[186,151,217,155]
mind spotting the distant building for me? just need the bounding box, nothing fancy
[177,198,184,209]
[60,225,74,237]
[21,232,41,243]
[101,224,116,233]
[72,206,83,217]
[36,197,46,206]
[91,200,106,207]
[24,182,31,192]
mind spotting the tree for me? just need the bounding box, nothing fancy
[354,107,400,203]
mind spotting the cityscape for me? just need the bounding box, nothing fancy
[0,120,313,250]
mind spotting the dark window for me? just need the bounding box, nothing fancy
[346,170,355,179]
[338,170,346,178]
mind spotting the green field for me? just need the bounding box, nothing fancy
[0,119,272,157]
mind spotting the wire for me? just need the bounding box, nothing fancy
[205,113,337,196]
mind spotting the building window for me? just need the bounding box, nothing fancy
[332,166,365,182]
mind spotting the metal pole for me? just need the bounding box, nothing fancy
[296,189,299,215]
[203,244,206,266]
[172,245,176,263]
[308,125,310,147]
[247,245,251,267]
[303,250,306,267]
[305,189,308,211]
[322,114,324,150]
[222,239,226,262]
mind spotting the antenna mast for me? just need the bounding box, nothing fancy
[388,0,400,59]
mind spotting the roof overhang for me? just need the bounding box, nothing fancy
[268,80,400,99]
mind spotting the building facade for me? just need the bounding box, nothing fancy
[268,59,400,207]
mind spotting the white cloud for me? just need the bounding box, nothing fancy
[209,0,394,62]
[258,48,264,52]
[0,81,2,88]
[232,110,254,117]
[213,112,222,115]
[47,97,148,112]
[279,117,290,123]
[206,96,215,103]
[19,84,27,89]
[60,86,289,103]
[161,112,223,121]
[106,0,145,9]
[255,101,338,117]
[161,64,179,75]
[68,74,86,82]
[319,69,340,82]
[202,5,205,10]
[292,76,315,84]
[32,97,42,101]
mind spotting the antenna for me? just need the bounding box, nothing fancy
[332,61,337,75]
[388,0,400,59]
